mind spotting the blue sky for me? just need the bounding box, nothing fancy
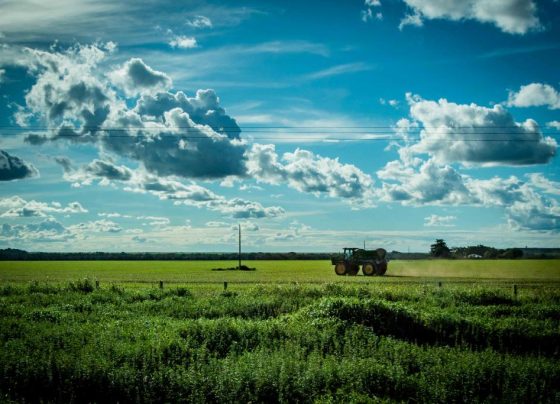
[0,0,559,252]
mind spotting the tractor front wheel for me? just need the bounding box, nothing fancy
[334,263,347,276]
[362,263,375,276]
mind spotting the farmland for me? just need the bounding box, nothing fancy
[1,260,559,402]
[1,259,559,284]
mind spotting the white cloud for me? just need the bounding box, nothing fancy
[59,159,133,187]
[69,219,122,233]
[377,158,560,231]
[399,0,541,34]
[186,15,212,28]
[547,121,560,130]
[0,196,87,218]
[56,157,285,219]
[206,221,229,227]
[303,63,372,80]
[424,214,456,227]
[399,11,423,30]
[231,221,259,232]
[377,159,471,205]
[137,215,170,226]
[169,36,197,49]
[98,212,132,218]
[403,93,557,166]
[526,173,560,196]
[108,57,172,96]
[507,83,560,109]
[1,218,71,242]
[379,98,399,107]
[362,0,382,22]
[247,143,376,206]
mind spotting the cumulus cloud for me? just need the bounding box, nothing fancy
[399,0,541,34]
[17,43,115,134]
[377,159,471,205]
[134,89,242,139]
[424,214,456,227]
[103,107,246,179]
[507,83,560,109]
[108,57,172,96]
[69,219,122,233]
[137,215,170,226]
[1,218,71,242]
[206,221,229,227]
[18,44,246,180]
[169,36,197,49]
[132,175,285,219]
[98,212,132,218]
[17,43,380,208]
[525,173,560,196]
[57,158,133,187]
[0,196,87,217]
[547,121,560,130]
[399,11,423,30]
[377,158,560,231]
[247,143,376,205]
[186,15,213,28]
[403,94,556,166]
[0,150,38,181]
[55,157,284,219]
[361,0,382,22]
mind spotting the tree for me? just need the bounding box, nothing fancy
[430,239,450,258]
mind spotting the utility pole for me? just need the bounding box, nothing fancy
[363,240,366,250]
[238,224,241,270]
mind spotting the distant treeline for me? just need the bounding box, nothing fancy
[0,249,332,261]
[0,247,558,261]
[451,246,560,259]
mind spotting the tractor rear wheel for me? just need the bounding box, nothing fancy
[347,264,359,276]
[375,262,387,276]
[362,263,375,276]
[334,263,347,275]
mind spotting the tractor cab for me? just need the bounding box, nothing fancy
[343,248,358,260]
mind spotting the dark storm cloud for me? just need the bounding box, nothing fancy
[0,150,38,181]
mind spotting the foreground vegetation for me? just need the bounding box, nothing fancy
[1,280,559,402]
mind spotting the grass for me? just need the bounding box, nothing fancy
[1,260,559,402]
[0,281,559,402]
[0,259,559,284]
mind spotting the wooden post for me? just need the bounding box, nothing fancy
[438,281,442,288]
[513,284,518,298]
[159,281,164,289]
[224,281,228,291]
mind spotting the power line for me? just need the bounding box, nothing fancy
[1,126,558,142]
[0,125,556,129]
[3,134,556,142]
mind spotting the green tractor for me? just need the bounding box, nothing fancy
[331,247,388,276]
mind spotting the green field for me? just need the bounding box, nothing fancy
[1,259,559,284]
[1,260,559,402]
